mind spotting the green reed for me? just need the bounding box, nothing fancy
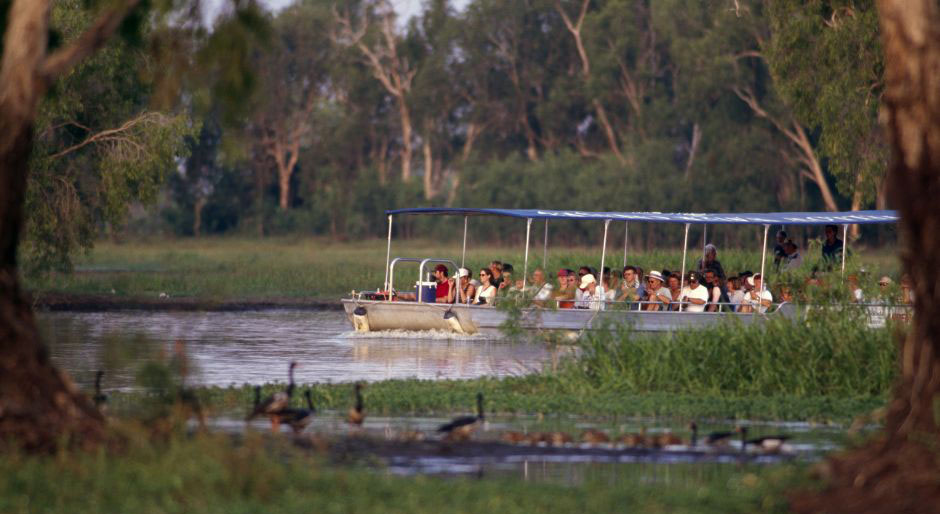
[568,308,899,398]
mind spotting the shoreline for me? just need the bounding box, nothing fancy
[30,292,344,312]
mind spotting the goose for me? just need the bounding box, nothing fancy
[281,390,316,434]
[246,362,297,431]
[437,392,484,442]
[746,433,792,454]
[346,382,365,426]
[92,370,108,410]
[705,426,743,447]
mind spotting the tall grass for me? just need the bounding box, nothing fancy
[568,309,899,398]
[27,237,899,300]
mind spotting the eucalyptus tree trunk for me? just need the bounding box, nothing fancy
[793,0,940,510]
[0,0,126,450]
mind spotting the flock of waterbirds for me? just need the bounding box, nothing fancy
[233,362,794,455]
[90,361,793,457]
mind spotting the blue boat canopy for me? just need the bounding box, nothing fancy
[385,208,898,226]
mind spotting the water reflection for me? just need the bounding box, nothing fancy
[38,310,554,390]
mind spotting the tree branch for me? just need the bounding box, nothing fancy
[47,111,167,160]
[40,0,140,82]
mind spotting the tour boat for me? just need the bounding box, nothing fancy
[342,208,900,335]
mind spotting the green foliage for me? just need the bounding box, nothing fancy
[765,0,886,203]
[0,433,799,514]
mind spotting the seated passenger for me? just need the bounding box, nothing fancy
[703,269,728,312]
[554,269,576,308]
[642,271,672,311]
[489,261,504,288]
[617,266,645,307]
[847,274,863,303]
[679,271,709,313]
[447,268,475,304]
[576,273,604,310]
[474,268,497,305]
[666,274,682,311]
[739,274,773,313]
[433,264,451,303]
[784,240,803,271]
[726,276,744,311]
[598,268,616,303]
[779,285,794,303]
[498,263,514,294]
[531,268,554,305]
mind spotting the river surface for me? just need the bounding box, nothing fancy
[38,310,555,390]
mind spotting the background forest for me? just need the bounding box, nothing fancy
[25,0,888,273]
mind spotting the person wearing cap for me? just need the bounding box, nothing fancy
[553,269,576,308]
[447,268,475,304]
[576,273,603,310]
[432,264,451,303]
[739,273,773,313]
[877,276,893,301]
[641,271,672,311]
[679,271,709,313]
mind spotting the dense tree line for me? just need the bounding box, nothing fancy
[24,0,889,270]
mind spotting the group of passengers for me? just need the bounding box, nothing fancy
[418,224,906,310]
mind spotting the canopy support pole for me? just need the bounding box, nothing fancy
[679,223,690,312]
[523,218,533,292]
[702,225,707,269]
[623,222,629,268]
[759,224,769,315]
[543,219,549,271]
[383,215,393,292]
[461,216,468,269]
[841,224,848,277]
[600,219,611,303]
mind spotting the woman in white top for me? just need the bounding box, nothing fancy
[474,268,497,305]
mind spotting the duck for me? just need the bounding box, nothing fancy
[346,382,365,426]
[437,392,484,442]
[545,431,573,446]
[396,429,426,442]
[617,428,647,448]
[246,361,297,431]
[580,428,610,445]
[92,370,108,410]
[281,390,316,434]
[651,430,682,448]
[500,431,528,444]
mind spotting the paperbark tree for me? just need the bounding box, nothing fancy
[792,0,940,511]
[0,0,139,450]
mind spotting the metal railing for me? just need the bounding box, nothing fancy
[387,257,459,303]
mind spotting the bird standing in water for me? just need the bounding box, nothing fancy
[281,390,317,434]
[92,370,108,411]
[347,382,365,426]
[437,393,484,442]
[246,361,297,432]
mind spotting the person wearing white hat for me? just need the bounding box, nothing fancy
[739,274,773,313]
[447,268,475,304]
[642,270,672,311]
[576,273,604,310]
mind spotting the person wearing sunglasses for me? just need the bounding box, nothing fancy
[474,268,497,305]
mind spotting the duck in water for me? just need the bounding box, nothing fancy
[347,383,365,426]
[246,361,297,432]
[437,393,484,442]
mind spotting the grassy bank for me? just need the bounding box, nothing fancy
[27,237,898,301]
[0,432,799,514]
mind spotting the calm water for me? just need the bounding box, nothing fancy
[38,310,556,391]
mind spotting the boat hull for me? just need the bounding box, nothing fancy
[341,300,791,335]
